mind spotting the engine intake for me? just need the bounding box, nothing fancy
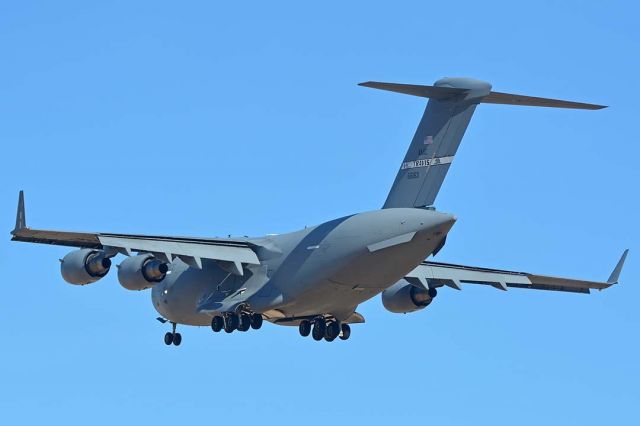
[118,254,168,291]
[382,279,437,314]
[60,249,112,285]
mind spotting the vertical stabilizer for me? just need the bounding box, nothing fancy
[362,78,492,208]
[360,77,605,209]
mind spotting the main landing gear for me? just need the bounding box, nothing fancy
[210,310,263,334]
[164,322,182,346]
[299,316,351,342]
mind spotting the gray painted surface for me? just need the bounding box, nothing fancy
[380,78,491,208]
[10,77,625,337]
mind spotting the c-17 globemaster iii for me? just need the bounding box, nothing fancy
[11,77,628,345]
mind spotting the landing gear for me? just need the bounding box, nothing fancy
[210,310,263,335]
[312,317,326,341]
[237,313,251,332]
[223,313,239,333]
[324,320,340,342]
[428,287,438,298]
[211,316,224,332]
[339,323,351,340]
[173,332,182,346]
[250,313,263,330]
[164,322,182,346]
[299,320,311,337]
[300,316,353,342]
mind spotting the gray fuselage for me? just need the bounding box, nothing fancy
[152,208,455,326]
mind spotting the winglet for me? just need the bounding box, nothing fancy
[12,190,26,234]
[607,249,629,284]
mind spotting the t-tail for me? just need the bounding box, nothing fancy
[359,78,606,209]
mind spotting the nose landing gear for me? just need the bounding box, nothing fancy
[163,322,182,346]
[299,316,352,342]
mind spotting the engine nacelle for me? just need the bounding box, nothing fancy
[382,279,437,314]
[60,249,112,285]
[117,254,168,291]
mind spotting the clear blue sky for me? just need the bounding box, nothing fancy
[1,1,638,424]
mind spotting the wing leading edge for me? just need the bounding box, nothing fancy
[10,191,260,270]
[407,251,628,294]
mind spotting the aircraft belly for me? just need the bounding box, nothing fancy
[151,259,231,326]
[280,279,380,319]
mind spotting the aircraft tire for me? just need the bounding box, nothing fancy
[299,320,311,337]
[238,313,251,332]
[250,313,263,330]
[173,333,182,346]
[164,332,174,345]
[339,324,351,340]
[312,326,324,341]
[428,287,438,298]
[224,314,238,333]
[211,316,224,332]
[312,318,325,341]
[326,321,340,340]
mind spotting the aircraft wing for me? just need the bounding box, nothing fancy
[406,251,628,294]
[10,191,260,270]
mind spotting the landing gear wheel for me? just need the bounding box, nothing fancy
[299,320,311,337]
[237,313,251,332]
[164,332,174,345]
[224,313,239,333]
[339,324,351,340]
[250,313,263,330]
[325,321,340,341]
[312,318,326,341]
[211,316,224,332]
[428,287,438,298]
[173,333,182,346]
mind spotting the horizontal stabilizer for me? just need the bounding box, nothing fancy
[358,82,468,100]
[359,81,607,110]
[482,91,606,110]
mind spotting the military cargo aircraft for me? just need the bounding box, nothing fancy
[11,77,628,345]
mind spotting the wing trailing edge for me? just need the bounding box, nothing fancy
[9,191,261,270]
[407,251,628,294]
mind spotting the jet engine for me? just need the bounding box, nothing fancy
[60,249,112,285]
[117,254,168,291]
[381,279,437,314]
